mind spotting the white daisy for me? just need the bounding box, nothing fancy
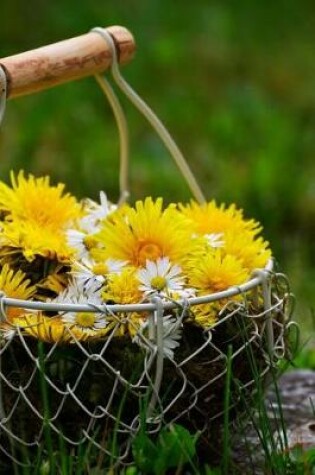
[80,191,117,233]
[137,257,185,297]
[71,257,126,292]
[66,229,99,260]
[62,310,107,331]
[205,233,225,248]
[133,314,182,360]
[170,286,197,300]
[79,216,98,235]
[52,279,102,304]
[51,280,107,332]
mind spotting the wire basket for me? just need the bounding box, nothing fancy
[0,27,297,470]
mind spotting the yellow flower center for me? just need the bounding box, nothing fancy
[92,263,108,275]
[150,276,167,291]
[75,312,96,328]
[137,241,162,265]
[83,235,98,250]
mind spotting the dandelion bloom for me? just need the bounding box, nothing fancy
[96,197,200,267]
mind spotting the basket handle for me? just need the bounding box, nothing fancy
[0,26,135,98]
[93,28,206,204]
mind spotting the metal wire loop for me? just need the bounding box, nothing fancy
[91,26,206,204]
[0,66,7,127]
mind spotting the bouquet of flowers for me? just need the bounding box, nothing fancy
[0,170,290,465]
[0,170,271,345]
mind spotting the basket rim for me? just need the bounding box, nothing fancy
[0,260,274,316]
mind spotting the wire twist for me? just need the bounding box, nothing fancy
[0,66,7,127]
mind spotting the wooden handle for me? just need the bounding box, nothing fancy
[0,26,135,99]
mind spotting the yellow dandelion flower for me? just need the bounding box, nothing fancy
[180,200,261,237]
[96,197,199,267]
[186,250,249,329]
[0,220,74,263]
[188,250,249,295]
[190,303,218,329]
[124,314,146,338]
[0,264,36,321]
[223,231,271,271]
[103,313,145,338]
[102,267,146,337]
[13,314,72,343]
[37,271,69,296]
[13,313,109,343]
[0,171,81,229]
[102,267,142,305]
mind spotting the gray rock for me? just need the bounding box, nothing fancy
[231,370,315,474]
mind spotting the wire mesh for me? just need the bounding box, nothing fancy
[0,265,296,469]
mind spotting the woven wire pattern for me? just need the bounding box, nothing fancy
[0,269,296,469]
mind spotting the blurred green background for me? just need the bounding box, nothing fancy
[0,1,314,336]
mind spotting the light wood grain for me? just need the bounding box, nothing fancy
[0,26,135,99]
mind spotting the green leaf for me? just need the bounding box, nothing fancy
[132,430,159,473]
[153,424,197,474]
